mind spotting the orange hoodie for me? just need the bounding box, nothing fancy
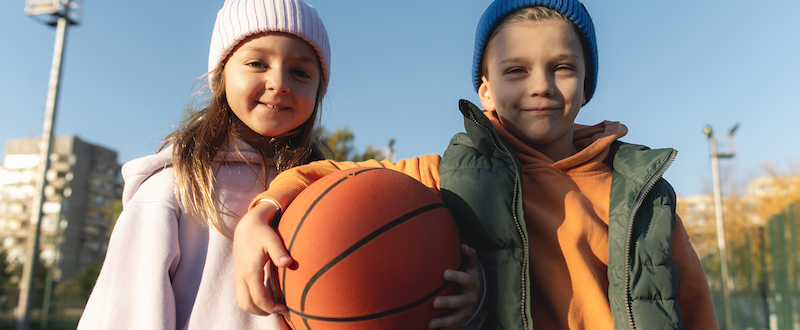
[484,111,716,329]
[251,112,717,329]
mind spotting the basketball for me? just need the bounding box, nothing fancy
[272,167,463,330]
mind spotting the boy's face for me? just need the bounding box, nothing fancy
[479,18,586,157]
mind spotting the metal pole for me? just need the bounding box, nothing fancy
[16,10,69,330]
[705,125,735,330]
[40,213,65,329]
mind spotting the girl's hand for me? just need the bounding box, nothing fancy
[428,244,483,329]
[233,201,292,316]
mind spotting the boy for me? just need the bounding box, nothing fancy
[234,0,718,329]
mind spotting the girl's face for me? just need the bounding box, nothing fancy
[224,32,321,141]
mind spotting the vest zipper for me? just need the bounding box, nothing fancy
[622,150,677,330]
[467,109,531,330]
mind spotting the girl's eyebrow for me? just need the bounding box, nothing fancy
[294,55,318,65]
[241,46,318,65]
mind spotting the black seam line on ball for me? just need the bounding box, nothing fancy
[299,202,448,312]
[292,272,454,323]
[283,167,383,298]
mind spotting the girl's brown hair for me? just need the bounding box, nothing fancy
[161,62,325,238]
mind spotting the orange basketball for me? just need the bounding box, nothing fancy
[272,167,463,330]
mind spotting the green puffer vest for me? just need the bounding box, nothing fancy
[439,100,683,330]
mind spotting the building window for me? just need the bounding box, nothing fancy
[42,215,59,232]
[8,203,25,215]
[7,220,21,231]
[3,154,39,169]
[92,194,106,206]
[84,225,99,236]
[42,201,61,215]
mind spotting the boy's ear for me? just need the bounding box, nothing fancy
[478,76,496,111]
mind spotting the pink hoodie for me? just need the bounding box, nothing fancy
[79,138,289,330]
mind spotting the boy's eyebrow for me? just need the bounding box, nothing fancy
[498,53,582,65]
[499,57,528,65]
[552,53,583,62]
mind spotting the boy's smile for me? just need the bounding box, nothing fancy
[478,18,586,161]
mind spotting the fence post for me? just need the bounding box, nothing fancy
[758,226,770,329]
[786,206,798,330]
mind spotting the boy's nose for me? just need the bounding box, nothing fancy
[528,72,554,97]
[265,71,290,94]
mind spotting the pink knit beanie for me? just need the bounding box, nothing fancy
[208,0,331,90]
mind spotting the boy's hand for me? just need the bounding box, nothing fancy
[428,244,483,329]
[233,201,292,316]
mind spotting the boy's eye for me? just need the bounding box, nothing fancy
[504,67,527,75]
[554,65,575,72]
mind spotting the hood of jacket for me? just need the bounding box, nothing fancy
[120,138,266,205]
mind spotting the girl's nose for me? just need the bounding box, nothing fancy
[266,71,290,94]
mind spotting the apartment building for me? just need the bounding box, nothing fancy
[0,136,121,281]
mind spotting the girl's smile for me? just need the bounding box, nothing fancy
[261,102,292,110]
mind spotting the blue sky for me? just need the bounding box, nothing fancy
[1,0,799,197]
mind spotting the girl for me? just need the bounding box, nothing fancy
[79,0,478,328]
[78,0,331,328]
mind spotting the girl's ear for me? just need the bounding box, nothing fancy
[478,76,496,111]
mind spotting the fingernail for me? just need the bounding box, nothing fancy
[279,256,291,265]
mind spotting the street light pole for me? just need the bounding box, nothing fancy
[16,1,80,329]
[704,124,738,330]
[386,139,395,162]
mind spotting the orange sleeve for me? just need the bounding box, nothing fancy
[671,215,719,329]
[249,154,442,213]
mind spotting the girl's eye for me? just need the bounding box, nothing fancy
[292,69,311,79]
[247,61,267,69]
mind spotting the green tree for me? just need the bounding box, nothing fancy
[74,262,102,300]
[314,126,386,161]
[352,146,386,162]
[109,199,123,233]
[54,261,102,305]
[0,250,16,313]
[182,107,198,122]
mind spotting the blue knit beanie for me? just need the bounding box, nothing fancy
[472,0,598,103]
